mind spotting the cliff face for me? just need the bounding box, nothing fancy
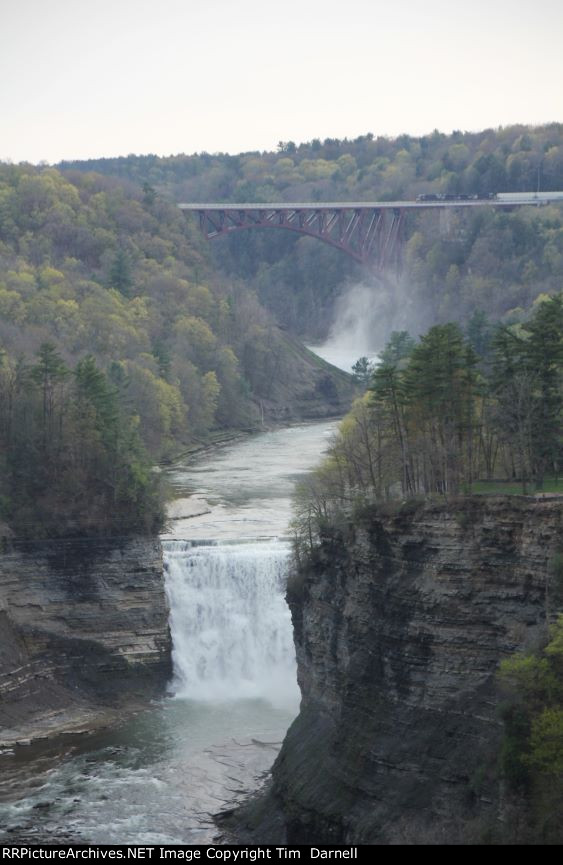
[240,496,562,844]
[0,537,171,746]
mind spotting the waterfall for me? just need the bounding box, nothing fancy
[163,539,299,708]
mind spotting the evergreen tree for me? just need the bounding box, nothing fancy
[379,331,416,366]
[31,342,68,453]
[351,356,374,387]
[523,295,563,485]
[109,249,133,296]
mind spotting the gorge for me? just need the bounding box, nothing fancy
[0,420,338,843]
[1,419,561,844]
[1,126,563,845]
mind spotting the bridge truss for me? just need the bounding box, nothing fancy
[181,204,405,267]
[179,194,563,268]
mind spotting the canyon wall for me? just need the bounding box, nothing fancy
[0,537,171,747]
[234,496,563,844]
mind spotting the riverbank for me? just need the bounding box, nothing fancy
[0,419,338,844]
[0,416,344,750]
[158,332,357,470]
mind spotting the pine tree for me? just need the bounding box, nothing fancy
[109,249,133,297]
[523,295,563,486]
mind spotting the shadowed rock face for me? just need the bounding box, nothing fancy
[0,537,171,746]
[250,331,358,424]
[232,497,562,845]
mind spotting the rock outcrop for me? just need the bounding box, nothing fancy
[234,496,563,844]
[0,537,171,746]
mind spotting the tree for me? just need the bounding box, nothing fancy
[491,295,563,489]
[498,616,563,840]
[379,331,415,366]
[466,309,492,361]
[403,324,477,494]
[142,182,156,206]
[351,356,374,386]
[108,249,133,297]
[522,294,563,486]
[371,361,412,496]
[31,342,68,453]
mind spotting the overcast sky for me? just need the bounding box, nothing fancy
[1,0,562,164]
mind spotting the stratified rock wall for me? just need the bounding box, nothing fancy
[0,537,171,745]
[242,497,562,844]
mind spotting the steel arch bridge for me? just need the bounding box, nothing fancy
[178,193,563,269]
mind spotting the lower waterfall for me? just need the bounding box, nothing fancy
[0,421,337,844]
[163,539,298,708]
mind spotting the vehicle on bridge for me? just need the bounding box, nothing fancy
[416,192,497,202]
[179,191,563,266]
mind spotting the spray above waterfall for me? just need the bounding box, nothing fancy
[309,272,434,372]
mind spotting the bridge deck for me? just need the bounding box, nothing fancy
[179,192,563,265]
[179,192,563,211]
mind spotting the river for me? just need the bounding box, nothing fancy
[0,420,338,845]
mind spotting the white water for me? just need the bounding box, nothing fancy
[161,421,338,712]
[0,420,337,843]
[165,540,297,708]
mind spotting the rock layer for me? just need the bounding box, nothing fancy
[0,537,171,746]
[236,496,563,844]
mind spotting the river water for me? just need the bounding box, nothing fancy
[0,420,338,845]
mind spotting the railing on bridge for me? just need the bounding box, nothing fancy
[178,193,563,267]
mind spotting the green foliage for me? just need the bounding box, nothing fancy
[378,330,416,366]
[0,163,278,467]
[491,294,563,488]
[522,294,563,485]
[528,709,563,776]
[472,478,563,495]
[291,298,563,554]
[59,124,563,338]
[2,126,563,535]
[0,345,163,537]
[465,310,492,361]
[351,356,374,386]
[108,249,134,297]
[545,618,563,660]
[498,703,532,791]
[549,552,563,603]
[370,323,478,497]
[498,617,563,839]
[0,162,316,536]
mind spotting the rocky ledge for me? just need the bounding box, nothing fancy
[231,496,563,844]
[0,536,171,747]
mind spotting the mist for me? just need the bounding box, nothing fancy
[309,271,434,372]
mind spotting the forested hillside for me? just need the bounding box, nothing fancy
[0,165,351,537]
[292,293,563,557]
[2,124,562,536]
[288,294,563,843]
[61,124,563,338]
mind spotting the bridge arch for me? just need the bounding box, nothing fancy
[179,204,406,268]
[178,193,563,268]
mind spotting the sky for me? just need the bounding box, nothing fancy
[1,0,562,164]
